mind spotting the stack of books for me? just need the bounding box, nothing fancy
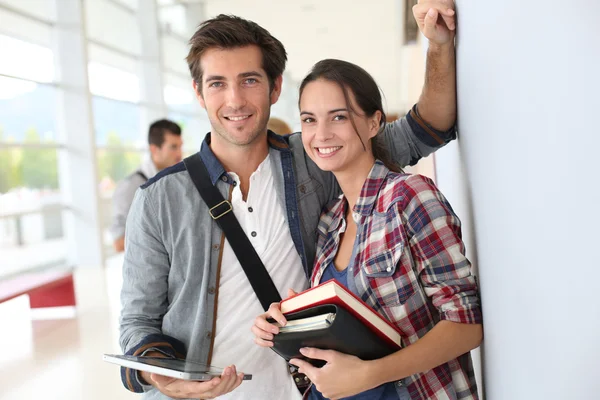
[270,279,403,367]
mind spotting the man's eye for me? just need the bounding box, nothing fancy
[209,82,223,88]
[244,78,257,84]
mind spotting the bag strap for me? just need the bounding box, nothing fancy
[135,171,148,181]
[183,152,282,311]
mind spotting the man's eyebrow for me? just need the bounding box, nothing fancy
[204,71,263,83]
[204,75,225,82]
[239,71,263,78]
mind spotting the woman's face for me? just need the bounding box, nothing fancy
[299,79,380,174]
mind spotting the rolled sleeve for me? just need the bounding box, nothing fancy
[383,104,457,167]
[120,333,186,392]
[402,175,482,325]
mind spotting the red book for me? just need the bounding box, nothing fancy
[280,279,402,350]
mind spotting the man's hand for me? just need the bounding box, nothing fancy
[148,365,244,399]
[413,0,456,46]
[289,348,377,400]
[138,352,244,399]
[113,236,125,252]
[251,289,297,348]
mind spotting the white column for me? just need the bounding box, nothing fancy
[53,0,104,267]
[138,0,166,127]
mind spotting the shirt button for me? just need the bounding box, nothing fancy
[386,267,392,273]
[299,185,306,194]
[232,181,237,186]
[251,231,257,237]
[248,207,253,212]
[221,176,228,182]
[205,331,212,339]
[212,244,220,251]
[396,380,404,387]
[208,286,215,295]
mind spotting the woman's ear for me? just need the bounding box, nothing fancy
[369,110,383,138]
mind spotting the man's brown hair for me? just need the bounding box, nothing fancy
[186,14,287,94]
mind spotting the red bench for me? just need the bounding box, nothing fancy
[0,269,76,309]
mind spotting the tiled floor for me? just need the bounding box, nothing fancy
[0,255,138,400]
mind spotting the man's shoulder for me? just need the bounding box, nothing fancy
[113,170,146,199]
[141,161,187,190]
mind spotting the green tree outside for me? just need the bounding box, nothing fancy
[97,131,142,183]
[20,128,59,190]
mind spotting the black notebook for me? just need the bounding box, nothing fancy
[270,304,400,367]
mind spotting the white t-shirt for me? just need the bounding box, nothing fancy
[210,155,307,400]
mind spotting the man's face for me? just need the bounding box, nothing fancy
[193,45,282,149]
[151,131,183,171]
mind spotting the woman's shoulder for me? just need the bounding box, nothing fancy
[375,172,440,214]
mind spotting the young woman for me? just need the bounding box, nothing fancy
[252,59,483,400]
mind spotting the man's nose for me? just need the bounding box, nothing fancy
[226,85,246,109]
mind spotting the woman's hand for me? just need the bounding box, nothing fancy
[289,348,378,400]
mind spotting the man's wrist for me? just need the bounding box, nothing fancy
[427,40,454,54]
[138,351,166,386]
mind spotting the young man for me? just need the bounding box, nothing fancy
[110,119,182,252]
[119,1,458,398]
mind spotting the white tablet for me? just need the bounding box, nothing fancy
[103,354,252,381]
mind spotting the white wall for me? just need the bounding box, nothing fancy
[435,1,600,399]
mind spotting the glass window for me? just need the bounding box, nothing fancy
[92,96,142,147]
[161,36,189,75]
[96,149,143,193]
[0,147,65,277]
[157,2,188,37]
[168,111,210,154]
[0,35,54,82]
[164,84,199,114]
[0,0,57,22]
[0,208,67,279]
[88,62,141,103]
[0,9,53,47]
[0,77,59,144]
[84,0,142,56]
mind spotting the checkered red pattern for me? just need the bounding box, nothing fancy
[311,160,482,400]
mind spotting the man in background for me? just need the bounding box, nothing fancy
[110,119,183,252]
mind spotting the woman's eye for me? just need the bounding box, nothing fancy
[333,114,347,121]
[302,117,315,123]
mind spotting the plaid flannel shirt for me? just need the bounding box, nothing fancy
[311,160,483,400]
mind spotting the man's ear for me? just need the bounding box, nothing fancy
[270,75,283,105]
[192,80,206,109]
[149,143,160,159]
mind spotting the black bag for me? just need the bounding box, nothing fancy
[183,153,311,394]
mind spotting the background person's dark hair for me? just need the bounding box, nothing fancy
[186,14,287,94]
[148,119,182,147]
[299,59,402,173]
